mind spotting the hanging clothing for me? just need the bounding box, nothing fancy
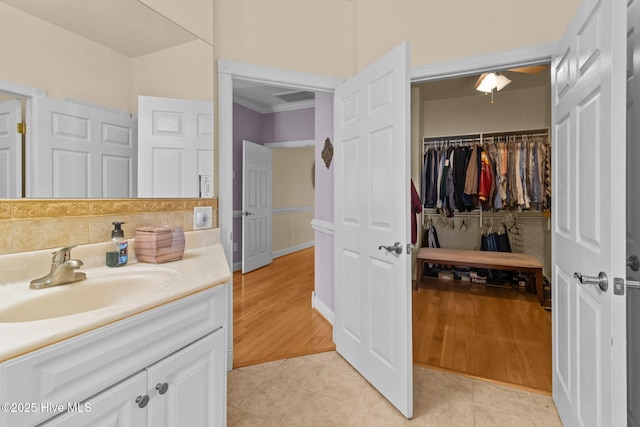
[421,132,551,213]
[453,147,470,210]
[462,145,479,210]
[426,149,439,208]
[478,147,493,204]
[425,225,440,248]
[411,180,422,245]
[443,148,456,217]
[497,226,512,252]
[435,149,446,209]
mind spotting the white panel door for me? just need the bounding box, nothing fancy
[242,140,272,274]
[0,99,21,198]
[333,42,412,418]
[138,96,214,198]
[552,0,627,425]
[30,95,137,198]
[627,0,640,425]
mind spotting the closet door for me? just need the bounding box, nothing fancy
[551,0,627,425]
[333,42,412,418]
[627,0,640,425]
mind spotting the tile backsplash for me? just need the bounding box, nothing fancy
[0,198,218,255]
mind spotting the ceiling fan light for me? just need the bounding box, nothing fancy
[475,72,497,93]
[495,74,512,91]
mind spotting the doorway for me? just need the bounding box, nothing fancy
[410,68,553,392]
[218,49,556,371]
[228,78,326,367]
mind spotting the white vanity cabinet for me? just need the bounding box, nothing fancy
[0,284,227,427]
[41,371,149,427]
[41,329,225,427]
[147,328,224,427]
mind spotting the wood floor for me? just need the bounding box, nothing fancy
[233,248,552,392]
[232,248,335,368]
[413,277,552,392]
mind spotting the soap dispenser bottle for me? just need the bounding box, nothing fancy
[106,221,128,267]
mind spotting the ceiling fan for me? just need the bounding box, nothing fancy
[474,65,548,103]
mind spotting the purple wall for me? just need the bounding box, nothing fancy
[232,103,316,266]
[262,108,315,143]
[313,92,334,311]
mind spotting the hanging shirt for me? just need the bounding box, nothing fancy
[435,150,446,209]
[478,147,493,203]
[411,180,422,245]
[463,145,479,196]
[453,147,469,210]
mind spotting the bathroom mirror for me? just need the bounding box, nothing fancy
[0,0,214,198]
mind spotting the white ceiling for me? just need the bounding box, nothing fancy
[0,0,197,57]
[233,80,316,114]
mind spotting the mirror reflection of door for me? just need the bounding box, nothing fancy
[137,96,214,198]
[30,95,137,198]
[0,97,22,198]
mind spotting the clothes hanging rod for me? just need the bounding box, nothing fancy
[423,128,550,145]
[423,134,481,143]
[483,128,549,138]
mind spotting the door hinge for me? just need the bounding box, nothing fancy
[16,122,26,135]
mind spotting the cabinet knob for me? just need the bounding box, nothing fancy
[156,382,169,395]
[135,395,149,408]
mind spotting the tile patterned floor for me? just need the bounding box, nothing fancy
[227,351,563,426]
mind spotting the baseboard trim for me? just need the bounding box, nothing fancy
[311,291,334,325]
[310,218,334,236]
[273,241,314,259]
[234,242,314,272]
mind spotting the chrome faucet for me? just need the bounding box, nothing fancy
[30,245,87,289]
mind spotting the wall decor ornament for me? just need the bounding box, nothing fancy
[322,137,333,169]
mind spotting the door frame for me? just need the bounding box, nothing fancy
[218,42,558,371]
[218,62,342,370]
[0,79,45,197]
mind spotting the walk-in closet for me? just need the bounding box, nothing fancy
[411,68,553,392]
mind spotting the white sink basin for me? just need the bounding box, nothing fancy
[0,267,178,323]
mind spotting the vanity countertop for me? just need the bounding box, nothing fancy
[0,229,230,363]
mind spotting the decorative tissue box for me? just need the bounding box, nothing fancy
[134,226,185,264]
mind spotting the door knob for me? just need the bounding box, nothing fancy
[135,395,149,408]
[242,211,254,216]
[156,382,169,395]
[378,242,403,255]
[574,271,608,292]
[627,255,639,272]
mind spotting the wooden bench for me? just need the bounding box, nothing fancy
[415,247,545,305]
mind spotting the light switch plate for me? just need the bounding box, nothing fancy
[199,175,213,198]
[193,206,213,230]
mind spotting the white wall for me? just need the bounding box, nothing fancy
[213,0,353,78]
[0,2,213,114]
[0,3,131,111]
[354,0,582,71]
[422,86,551,137]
